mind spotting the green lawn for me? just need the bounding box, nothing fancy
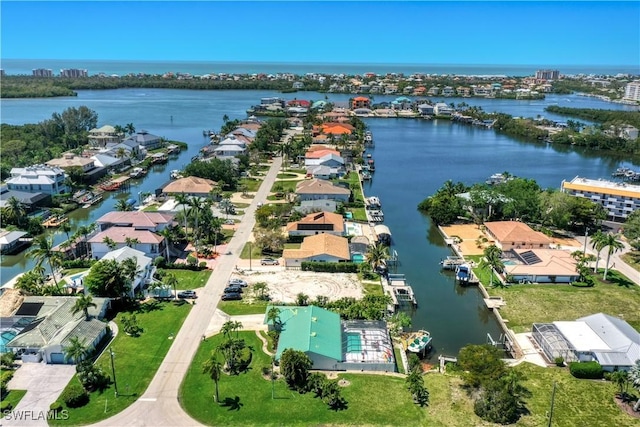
[239,178,262,192]
[0,389,27,410]
[239,242,265,260]
[276,173,299,179]
[164,269,212,290]
[61,268,89,277]
[621,251,640,273]
[486,270,640,332]
[51,300,192,426]
[283,243,301,250]
[351,208,368,222]
[362,280,383,295]
[233,202,250,208]
[271,180,302,193]
[142,205,158,212]
[218,300,269,316]
[180,332,428,426]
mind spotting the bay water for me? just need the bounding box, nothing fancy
[1,88,638,358]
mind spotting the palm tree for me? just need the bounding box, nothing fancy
[231,321,243,339]
[267,307,281,331]
[202,351,223,403]
[610,370,629,398]
[164,273,178,300]
[76,223,96,258]
[60,221,73,242]
[158,227,174,261]
[221,321,235,340]
[63,336,89,365]
[479,245,504,287]
[630,359,640,411]
[2,196,26,226]
[115,199,133,211]
[601,233,624,280]
[71,294,97,320]
[366,242,389,271]
[103,236,118,251]
[28,235,63,288]
[124,237,140,248]
[590,230,607,272]
[125,123,136,136]
[174,193,191,232]
[115,147,127,159]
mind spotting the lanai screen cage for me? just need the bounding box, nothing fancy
[532,323,578,363]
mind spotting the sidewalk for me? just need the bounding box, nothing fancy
[575,235,640,286]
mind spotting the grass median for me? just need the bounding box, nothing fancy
[50,300,192,426]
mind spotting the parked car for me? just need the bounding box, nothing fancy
[177,290,197,299]
[221,292,242,301]
[225,219,235,225]
[260,258,279,266]
[224,286,243,294]
[228,278,248,287]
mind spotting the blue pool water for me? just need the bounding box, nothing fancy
[0,331,17,353]
[346,332,362,353]
[345,212,353,219]
[351,253,365,264]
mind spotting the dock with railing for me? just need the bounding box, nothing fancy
[383,273,417,313]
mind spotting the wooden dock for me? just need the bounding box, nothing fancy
[383,273,417,313]
[42,215,69,228]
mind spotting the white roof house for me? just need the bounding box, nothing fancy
[101,247,153,296]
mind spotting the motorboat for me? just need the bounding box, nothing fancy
[455,263,471,283]
[406,330,432,353]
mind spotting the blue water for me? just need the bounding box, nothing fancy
[1,88,638,357]
[351,253,365,264]
[2,59,638,77]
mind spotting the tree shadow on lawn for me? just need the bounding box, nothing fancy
[220,396,243,411]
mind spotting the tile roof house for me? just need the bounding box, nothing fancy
[504,248,579,283]
[295,179,350,202]
[483,221,552,251]
[351,96,371,109]
[282,233,350,268]
[286,211,344,237]
[6,296,110,364]
[88,227,165,259]
[96,211,175,232]
[46,153,96,172]
[162,176,217,197]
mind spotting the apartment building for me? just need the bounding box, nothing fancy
[60,68,88,78]
[535,69,560,80]
[623,81,640,102]
[32,68,53,77]
[561,176,640,222]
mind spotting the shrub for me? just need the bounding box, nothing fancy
[153,256,166,267]
[0,401,13,412]
[569,361,603,379]
[49,401,63,411]
[186,255,197,266]
[301,262,358,273]
[198,261,208,269]
[554,357,565,367]
[61,259,95,269]
[61,381,89,408]
[77,364,110,392]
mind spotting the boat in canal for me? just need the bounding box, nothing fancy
[81,193,104,209]
[406,330,433,353]
[129,167,147,178]
[455,263,471,284]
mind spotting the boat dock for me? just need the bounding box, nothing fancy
[42,215,69,228]
[383,273,417,313]
[440,256,464,270]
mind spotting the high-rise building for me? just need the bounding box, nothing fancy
[535,69,560,80]
[33,68,53,77]
[561,176,640,222]
[60,68,88,78]
[623,81,640,102]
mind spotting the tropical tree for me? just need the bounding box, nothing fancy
[114,199,134,211]
[63,336,89,365]
[125,123,135,136]
[479,245,505,288]
[366,242,389,271]
[600,233,624,280]
[388,312,412,338]
[121,257,141,294]
[630,359,640,411]
[121,313,142,336]
[28,235,63,288]
[164,272,178,300]
[280,349,312,391]
[590,230,607,272]
[1,196,26,225]
[124,237,140,248]
[267,306,281,330]
[610,369,629,398]
[84,259,130,297]
[253,282,269,301]
[71,294,97,320]
[60,221,73,242]
[102,236,117,250]
[202,351,223,403]
[174,193,191,232]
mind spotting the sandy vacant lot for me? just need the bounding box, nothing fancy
[230,270,364,303]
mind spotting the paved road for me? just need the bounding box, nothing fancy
[575,235,639,286]
[92,155,283,427]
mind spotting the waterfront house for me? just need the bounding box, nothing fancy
[88,227,165,259]
[532,313,640,371]
[212,144,246,158]
[503,248,579,283]
[162,176,217,197]
[294,199,338,214]
[282,233,350,268]
[304,146,341,165]
[0,230,32,255]
[351,96,371,110]
[46,153,108,184]
[108,139,143,160]
[295,179,350,202]
[265,305,395,372]
[6,296,110,364]
[101,246,153,296]
[286,211,345,237]
[483,221,552,251]
[88,125,121,147]
[6,165,68,195]
[561,176,640,222]
[0,186,50,210]
[122,130,163,150]
[306,165,344,180]
[433,103,453,116]
[417,104,434,116]
[90,152,129,172]
[96,211,175,233]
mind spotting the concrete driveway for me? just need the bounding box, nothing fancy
[2,363,76,427]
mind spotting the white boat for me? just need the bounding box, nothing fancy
[170,170,183,180]
[129,167,147,178]
[406,330,432,353]
[455,264,471,283]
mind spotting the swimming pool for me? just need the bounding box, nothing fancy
[0,331,17,353]
[345,212,353,219]
[68,272,88,284]
[346,332,362,353]
[351,253,365,264]
[503,260,517,266]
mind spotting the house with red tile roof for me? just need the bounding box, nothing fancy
[351,96,371,109]
[484,221,552,251]
[96,211,175,232]
[286,211,345,237]
[88,227,165,259]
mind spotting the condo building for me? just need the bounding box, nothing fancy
[33,68,53,77]
[561,176,640,222]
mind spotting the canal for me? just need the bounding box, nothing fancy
[1,89,638,358]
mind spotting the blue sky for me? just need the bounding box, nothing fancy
[1,1,638,66]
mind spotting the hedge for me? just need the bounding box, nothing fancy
[61,381,89,408]
[569,361,603,379]
[61,259,96,269]
[301,262,358,273]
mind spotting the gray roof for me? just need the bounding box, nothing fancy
[578,313,640,367]
[123,130,161,144]
[0,230,29,246]
[295,200,337,214]
[0,190,47,207]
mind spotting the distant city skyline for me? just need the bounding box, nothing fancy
[1,1,638,68]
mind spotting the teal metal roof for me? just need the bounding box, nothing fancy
[269,305,342,362]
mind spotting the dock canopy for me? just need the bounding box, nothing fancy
[374,224,391,244]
